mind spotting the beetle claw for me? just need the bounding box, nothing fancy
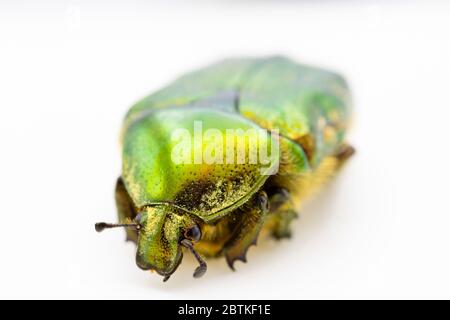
[226,254,248,271]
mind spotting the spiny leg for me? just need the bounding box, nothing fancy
[115,177,139,243]
[223,191,269,270]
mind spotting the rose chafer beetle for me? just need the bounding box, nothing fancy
[96,56,354,281]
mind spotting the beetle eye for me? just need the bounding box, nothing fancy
[185,225,202,242]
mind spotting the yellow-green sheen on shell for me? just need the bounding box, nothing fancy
[122,107,281,222]
[122,56,350,221]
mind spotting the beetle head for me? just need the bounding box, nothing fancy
[96,205,206,281]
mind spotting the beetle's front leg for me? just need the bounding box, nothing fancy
[115,177,139,243]
[223,191,269,270]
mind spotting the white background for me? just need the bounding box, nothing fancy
[1,0,450,299]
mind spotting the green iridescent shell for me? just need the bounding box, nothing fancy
[122,107,280,222]
[122,56,350,221]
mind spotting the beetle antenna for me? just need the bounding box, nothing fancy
[181,239,207,278]
[95,222,141,232]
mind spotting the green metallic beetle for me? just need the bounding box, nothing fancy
[96,56,354,281]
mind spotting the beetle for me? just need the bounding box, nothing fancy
[95,56,354,281]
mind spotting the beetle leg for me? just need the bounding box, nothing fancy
[223,191,269,270]
[335,143,355,165]
[115,177,139,243]
[269,208,299,239]
[266,187,298,239]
